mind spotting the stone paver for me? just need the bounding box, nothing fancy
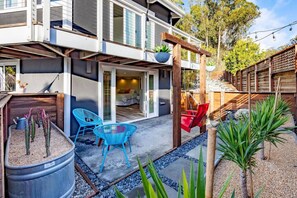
[159,158,199,183]
[186,145,223,165]
[125,178,178,198]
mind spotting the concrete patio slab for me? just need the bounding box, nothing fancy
[159,158,200,183]
[75,115,200,183]
[125,178,179,198]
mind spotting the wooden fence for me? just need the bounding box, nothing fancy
[0,93,64,197]
[182,91,297,122]
[223,44,297,93]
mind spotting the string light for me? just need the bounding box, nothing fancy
[248,20,297,42]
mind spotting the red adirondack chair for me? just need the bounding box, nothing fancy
[181,103,209,133]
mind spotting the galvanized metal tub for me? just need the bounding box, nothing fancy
[5,123,75,198]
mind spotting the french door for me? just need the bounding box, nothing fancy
[99,64,158,123]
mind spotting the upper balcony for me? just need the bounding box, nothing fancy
[0,0,201,69]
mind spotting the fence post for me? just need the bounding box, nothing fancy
[255,65,258,92]
[269,57,273,92]
[205,128,217,198]
[240,70,243,91]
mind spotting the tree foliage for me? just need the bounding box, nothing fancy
[176,0,260,69]
[224,39,263,75]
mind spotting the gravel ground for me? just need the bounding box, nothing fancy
[73,169,94,198]
[213,133,297,197]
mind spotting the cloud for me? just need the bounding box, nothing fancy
[249,0,295,50]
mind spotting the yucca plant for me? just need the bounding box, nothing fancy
[251,96,290,160]
[217,118,262,198]
[115,147,234,198]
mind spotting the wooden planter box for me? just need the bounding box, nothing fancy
[5,123,75,198]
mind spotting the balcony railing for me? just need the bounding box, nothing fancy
[0,0,202,68]
[102,0,201,67]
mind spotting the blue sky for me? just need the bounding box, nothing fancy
[182,0,297,49]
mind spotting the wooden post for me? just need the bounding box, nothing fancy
[200,54,207,133]
[56,93,64,130]
[205,127,217,198]
[173,44,182,147]
[255,65,258,92]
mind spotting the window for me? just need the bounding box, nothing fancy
[0,65,16,91]
[0,61,19,92]
[4,0,25,9]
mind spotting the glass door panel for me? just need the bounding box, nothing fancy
[148,74,154,114]
[103,71,112,121]
[147,71,158,118]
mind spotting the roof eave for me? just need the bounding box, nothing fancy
[158,0,186,18]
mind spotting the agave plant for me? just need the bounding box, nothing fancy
[115,147,234,198]
[251,96,290,160]
[154,44,171,53]
[217,118,262,198]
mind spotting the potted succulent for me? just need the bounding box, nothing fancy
[5,108,75,198]
[206,60,216,72]
[154,44,171,63]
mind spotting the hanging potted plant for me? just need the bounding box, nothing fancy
[206,60,216,72]
[154,44,171,63]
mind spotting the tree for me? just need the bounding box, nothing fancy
[224,39,263,75]
[176,0,260,70]
[251,96,290,160]
[217,118,262,198]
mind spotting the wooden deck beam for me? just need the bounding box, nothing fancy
[2,45,57,58]
[39,43,66,57]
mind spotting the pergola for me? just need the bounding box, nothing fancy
[161,32,211,147]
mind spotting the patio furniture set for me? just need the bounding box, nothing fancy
[72,103,208,172]
[72,108,137,172]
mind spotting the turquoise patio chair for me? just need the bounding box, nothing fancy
[72,108,103,144]
[94,123,136,173]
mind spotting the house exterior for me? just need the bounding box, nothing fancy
[0,0,202,136]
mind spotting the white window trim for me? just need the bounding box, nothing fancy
[3,0,25,10]
[0,59,20,92]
